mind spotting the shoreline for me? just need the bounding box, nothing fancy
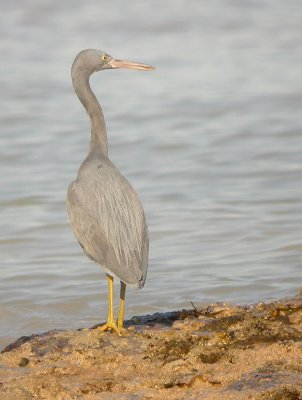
[1,291,302,399]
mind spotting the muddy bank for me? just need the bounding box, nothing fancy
[1,292,302,399]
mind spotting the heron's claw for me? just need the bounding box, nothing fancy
[98,320,126,336]
[116,320,127,336]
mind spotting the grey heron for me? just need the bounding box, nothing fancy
[67,49,154,334]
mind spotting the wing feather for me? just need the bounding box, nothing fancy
[66,157,148,288]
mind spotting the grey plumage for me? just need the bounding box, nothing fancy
[67,49,151,290]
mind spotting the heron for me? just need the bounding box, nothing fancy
[67,49,154,335]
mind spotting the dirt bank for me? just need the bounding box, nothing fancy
[1,292,302,399]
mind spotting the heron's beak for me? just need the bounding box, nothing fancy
[110,59,155,71]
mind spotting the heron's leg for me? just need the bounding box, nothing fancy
[117,281,126,330]
[99,274,121,335]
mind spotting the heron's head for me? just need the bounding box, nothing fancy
[72,49,154,77]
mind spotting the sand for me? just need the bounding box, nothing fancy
[1,291,302,399]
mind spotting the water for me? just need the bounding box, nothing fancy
[1,0,302,349]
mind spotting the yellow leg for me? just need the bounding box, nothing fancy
[99,274,121,335]
[117,281,126,331]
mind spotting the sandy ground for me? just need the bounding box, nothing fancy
[1,292,302,400]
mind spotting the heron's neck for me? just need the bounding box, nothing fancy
[72,70,108,156]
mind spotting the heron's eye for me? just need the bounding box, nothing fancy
[102,54,108,62]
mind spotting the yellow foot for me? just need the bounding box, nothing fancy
[98,321,126,336]
[116,321,127,336]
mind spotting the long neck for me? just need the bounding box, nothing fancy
[72,69,108,156]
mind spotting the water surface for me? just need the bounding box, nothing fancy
[1,0,302,349]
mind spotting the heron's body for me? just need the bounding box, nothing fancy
[67,153,148,288]
[67,49,153,334]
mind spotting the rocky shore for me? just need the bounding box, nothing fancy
[1,291,302,399]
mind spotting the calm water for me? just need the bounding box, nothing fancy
[1,0,302,349]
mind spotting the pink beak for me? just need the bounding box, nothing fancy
[110,59,155,71]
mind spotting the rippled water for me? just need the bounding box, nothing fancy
[1,0,302,349]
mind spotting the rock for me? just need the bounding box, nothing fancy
[1,293,302,399]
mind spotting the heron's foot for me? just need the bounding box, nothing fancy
[98,320,126,336]
[116,320,127,335]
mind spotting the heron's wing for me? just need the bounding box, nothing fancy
[67,159,148,288]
